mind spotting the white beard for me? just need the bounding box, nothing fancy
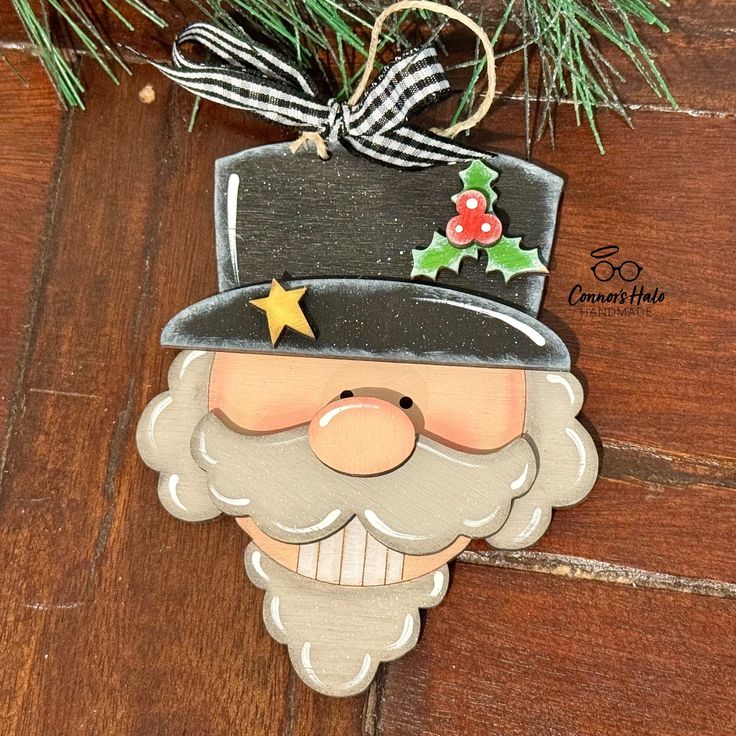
[245,542,448,697]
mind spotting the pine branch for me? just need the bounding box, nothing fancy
[8,0,676,152]
[11,0,165,108]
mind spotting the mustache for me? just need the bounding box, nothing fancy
[191,411,537,555]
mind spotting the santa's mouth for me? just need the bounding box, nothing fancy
[237,516,469,586]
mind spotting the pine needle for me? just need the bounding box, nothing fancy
[9,0,676,151]
[11,0,162,108]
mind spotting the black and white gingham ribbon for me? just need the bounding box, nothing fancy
[151,22,485,169]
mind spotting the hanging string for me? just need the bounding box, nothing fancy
[290,0,496,157]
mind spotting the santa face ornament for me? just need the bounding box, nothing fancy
[136,143,598,696]
[137,21,598,698]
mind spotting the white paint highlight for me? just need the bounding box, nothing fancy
[179,350,206,377]
[195,432,217,467]
[511,463,531,491]
[166,474,187,511]
[270,595,286,635]
[415,297,547,347]
[517,506,544,543]
[430,570,445,598]
[363,509,424,542]
[318,401,378,428]
[387,614,415,650]
[345,654,372,690]
[227,173,240,283]
[149,395,173,433]
[273,508,342,535]
[565,427,588,482]
[251,549,268,581]
[208,482,250,507]
[546,373,576,404]
[462,507,501,529]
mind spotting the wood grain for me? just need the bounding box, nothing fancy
[0,10,734,732]
[0,53,62,433]
[378,563,736,736]
[466,475,736,587]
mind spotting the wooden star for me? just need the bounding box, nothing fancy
[249,279,316,346]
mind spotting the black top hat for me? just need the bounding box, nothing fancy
[162,142,569,371]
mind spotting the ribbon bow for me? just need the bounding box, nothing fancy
[152,22,485,170]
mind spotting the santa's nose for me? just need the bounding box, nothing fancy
[308,396,416,476]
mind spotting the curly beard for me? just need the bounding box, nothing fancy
[137,350,598,551]
[245,542,448,696]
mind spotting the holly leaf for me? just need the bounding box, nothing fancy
[483,236,548,283]
[458,159,499,207]
[411,233,479,281]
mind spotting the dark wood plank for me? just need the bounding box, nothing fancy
[0,54,62,433]
[377,563,736,736]
[465,475,736,585]
[0,60,176,733]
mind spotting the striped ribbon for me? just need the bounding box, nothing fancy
[151,22,486,169]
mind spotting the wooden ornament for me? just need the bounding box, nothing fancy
[136,139,599,697]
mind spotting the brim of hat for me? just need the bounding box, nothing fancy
[160,278,570,371]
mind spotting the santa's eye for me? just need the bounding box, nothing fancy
[399,396,413,410]
[340,390,354,399]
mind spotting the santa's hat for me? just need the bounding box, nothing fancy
[161,142,569,371]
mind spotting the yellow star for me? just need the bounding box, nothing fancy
[249,279,316,346]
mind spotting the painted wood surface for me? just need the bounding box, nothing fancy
[0,0,735,727]
[208,352,526,450]
[238,517,471,585]
[212,145,561,318]
[248,279,315,345]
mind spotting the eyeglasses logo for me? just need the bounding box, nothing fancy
[590,245,642,282]
[566,244,665,318]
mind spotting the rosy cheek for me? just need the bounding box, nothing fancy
[209,390,318,432]
[424,413,523,451]
[421,373,526,451]
[208,353,322,431]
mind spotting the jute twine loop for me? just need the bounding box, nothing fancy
[290,0,497,158]
[289,131,331,159]
[350,0,496,136]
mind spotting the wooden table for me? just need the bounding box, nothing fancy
[1,3,734,733]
